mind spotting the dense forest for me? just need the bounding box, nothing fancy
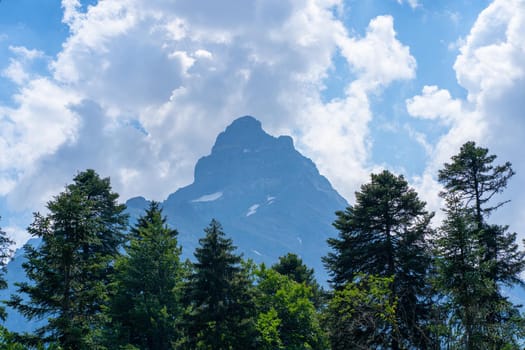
[0,141,523,349]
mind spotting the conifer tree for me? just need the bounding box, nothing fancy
[324,170,435,349]
[106,201,184,349]
[436,142,525,348]
[183,219,257,349]
[8,170,128,349]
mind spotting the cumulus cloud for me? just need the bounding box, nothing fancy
[0,0,417,245]
[407,0,525,235]
[338,15,416,90]
[0,78,80,194]
[406,86,463,124]
[298,15,416,193]
[2,46,45,85]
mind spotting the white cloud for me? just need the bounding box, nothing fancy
[9,46,45,60]
[454,0,525,102]
[3,226,29,250]
[407,0,525,236]
[396,0,420,10]
[0,78,80,174]
[298,15,416,196]
[2,60,29,85]
[0,0,417,245]
[406,85,463,124]
[2,46,46,85]
[338,15,416,90]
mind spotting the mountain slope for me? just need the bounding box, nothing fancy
[128,116,348,281]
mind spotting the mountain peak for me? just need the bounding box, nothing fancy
[211,116,270,153]
[195,116,299,186]
[228,115,262,130]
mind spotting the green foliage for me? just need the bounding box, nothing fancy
[255,266,328,350]
[324,170,436,349]
[436,142,525,349]
[326,274,397,350]
[271,253,325,309]
[256,307,283,350]
[182,219,257,349]
[106,201,184,349]
[0,326,26,349]
[8,170,128,349]
[438,141,514,224]
[272,253,316,286]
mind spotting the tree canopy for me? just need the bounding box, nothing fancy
[8,170,128,349]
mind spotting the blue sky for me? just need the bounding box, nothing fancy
[0,0,524,246]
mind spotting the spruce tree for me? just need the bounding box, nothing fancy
[183,219,256,349]
[436,142,525,348]
[8,170,128,349]
[106,201,184,349]
[324,170,435,349]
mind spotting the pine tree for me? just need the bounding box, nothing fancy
[183,219,257,349]
[8,170,128,349]
[434,195,487,347]
[0,218,14,321]
[438,141,514,227]
[436,142,525,348]
[106,201,184,349]
[324,170,435,349]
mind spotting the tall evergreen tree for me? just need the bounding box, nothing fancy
[324,170,435,349]
[183,219,256,350]
[0,217,14,322]
[434,195,487,348]
[106,201,184,349]
[438,141,514,227]
[436,142,525,348]
[8,170,128,349]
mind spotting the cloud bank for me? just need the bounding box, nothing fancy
[0,0,523,246]
[408,0,525,235]
[0,0,415,218]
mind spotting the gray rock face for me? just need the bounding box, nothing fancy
[132,115,348,280]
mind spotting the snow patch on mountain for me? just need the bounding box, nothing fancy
[246,204,259,216]
[191,191,223,202]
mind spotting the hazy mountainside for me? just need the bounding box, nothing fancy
[128,116,348,280]
[1,116,348,333]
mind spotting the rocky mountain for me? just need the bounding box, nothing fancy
[128,116,348,280]
[1,116,348,333]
